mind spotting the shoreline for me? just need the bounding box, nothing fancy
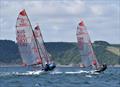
[0,64,120,68]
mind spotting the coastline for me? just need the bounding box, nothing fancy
[0,64,120,68]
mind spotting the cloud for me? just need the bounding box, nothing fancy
[90,5,104,16]
[0,0,119,44]
[63,0,85,15]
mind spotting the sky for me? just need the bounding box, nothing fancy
[0,0,120,44]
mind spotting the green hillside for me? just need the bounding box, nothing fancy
[0,40,120,66]
[0,40,22,65]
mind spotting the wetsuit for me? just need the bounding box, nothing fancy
[44,63,56,71]
[95,64,107,73]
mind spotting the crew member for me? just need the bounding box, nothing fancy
[44,63,56,71]
[96,64,107,73]
[92,60,98,69]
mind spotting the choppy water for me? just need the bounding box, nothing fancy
[0,67,120,87]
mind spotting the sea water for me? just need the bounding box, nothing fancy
[0,67,120,87]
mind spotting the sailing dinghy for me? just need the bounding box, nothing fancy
[16,9,56,71]
[76,20,107,73]
[34,25,56,71]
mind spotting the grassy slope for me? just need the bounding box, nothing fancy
[0,40,120,65]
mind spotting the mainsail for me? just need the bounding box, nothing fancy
[16,9,43,66]
[34,25,51,64]
[76,20,99,68]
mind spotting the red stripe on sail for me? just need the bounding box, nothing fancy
[37,58,42,64]
[79,21,84,26]
[92,60,97,65]
[20,10,26,16]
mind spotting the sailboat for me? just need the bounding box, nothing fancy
[76,20,107,73]
[34,25,56,71]
[34,25,50,65]
[16,9,56,71]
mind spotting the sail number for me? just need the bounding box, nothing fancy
[16,30,27,45]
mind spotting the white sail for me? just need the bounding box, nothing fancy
[34,25,51,64]
[16,9,42,66]
[76,20,99,68]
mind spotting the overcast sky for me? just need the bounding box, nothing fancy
[0,0,120,44]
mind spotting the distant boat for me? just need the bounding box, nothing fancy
[16,9,56,71]
[76,20,107,73]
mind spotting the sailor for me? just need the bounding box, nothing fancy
[95,64,107,73]
[44,64,49,71]
[92,60,98,69]
[48,63,56,70]
[44,63,56,71]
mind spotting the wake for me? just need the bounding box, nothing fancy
[0,69,100,77]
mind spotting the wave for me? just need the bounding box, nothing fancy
[0,70,44,77]
[0,69,100,77]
